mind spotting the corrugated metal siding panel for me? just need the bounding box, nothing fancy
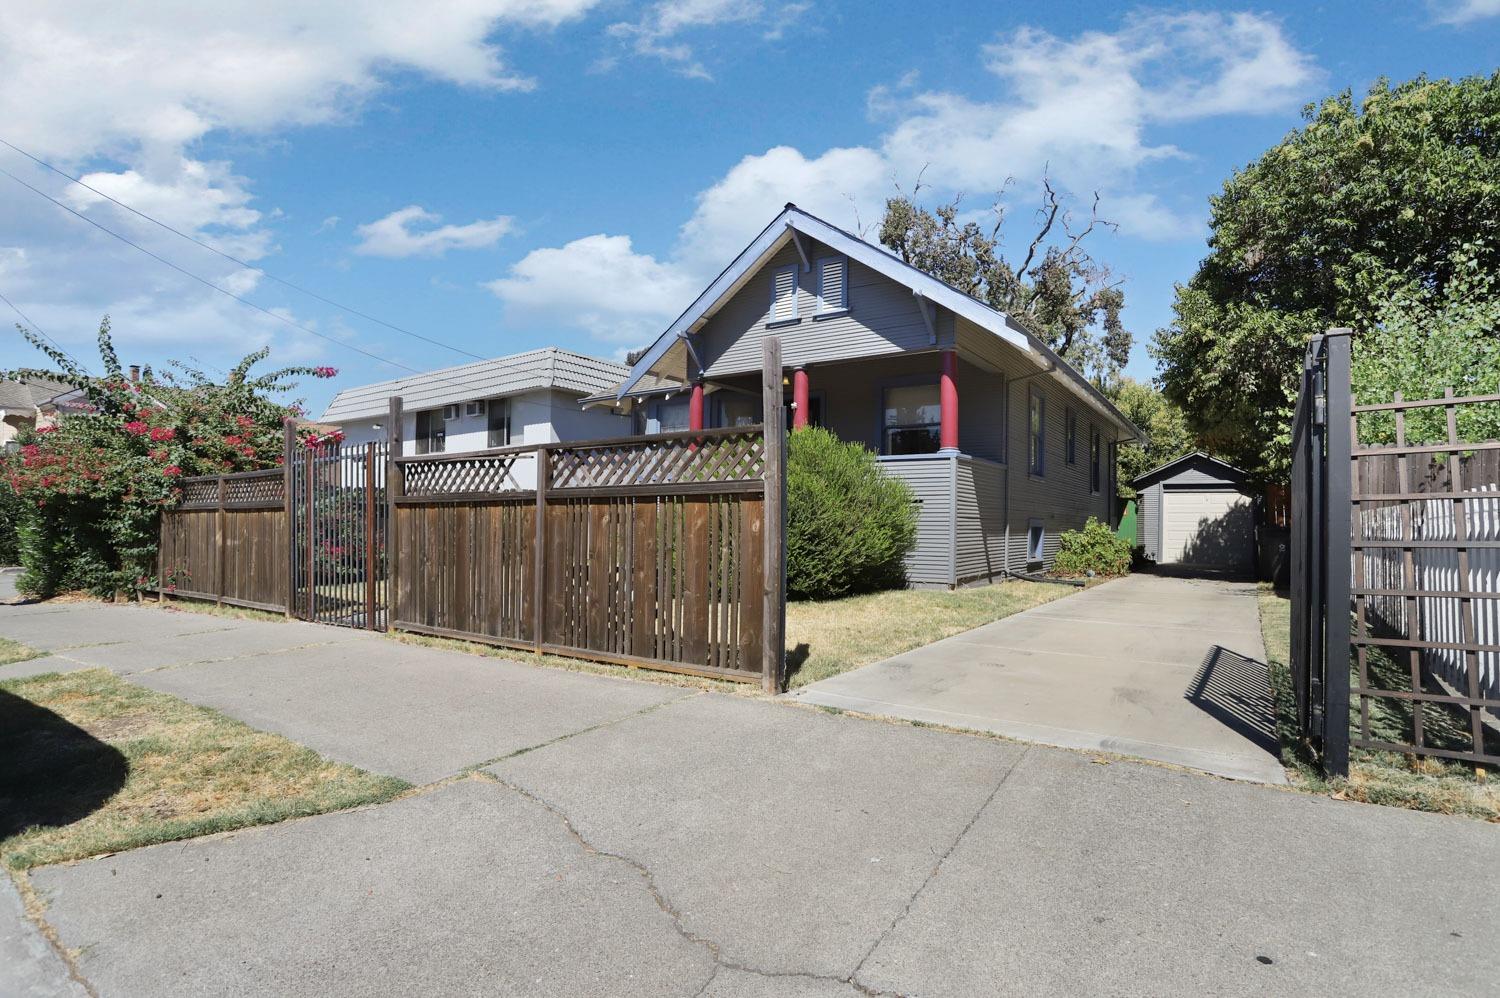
[955,457,1007,583]
[701,243,936,377]
[878,456,955,586]
[321,348,628,422]
[1140,483,1161,560]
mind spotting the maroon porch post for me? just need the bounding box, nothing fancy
[688,380,705,431]
[791,367,809,430]
[939,349,959,453]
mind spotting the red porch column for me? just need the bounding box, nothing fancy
[791,367,809,430]
[688,381,705,431]
[939,349,959,453]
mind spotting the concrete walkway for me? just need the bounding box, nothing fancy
[3,596,1498,996]
[791,573,1285,783]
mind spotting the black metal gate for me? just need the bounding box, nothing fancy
[290,442,389,629]
[1289,330,1352,776]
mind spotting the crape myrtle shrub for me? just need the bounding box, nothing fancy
[4,318,338,597]
[786,427,916,600]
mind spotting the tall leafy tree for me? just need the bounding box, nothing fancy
[879,180,1131,385]
[1108,378,1196,498]
[1153,73,1500,480]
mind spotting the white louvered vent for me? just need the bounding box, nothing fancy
[769,265,798,323]
[817,256,846,313]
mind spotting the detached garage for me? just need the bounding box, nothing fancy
[1134,453,1256,576]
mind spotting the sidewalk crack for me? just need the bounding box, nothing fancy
[849,746,1031,988]
[7,869,100,998]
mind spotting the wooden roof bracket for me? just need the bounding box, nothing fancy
[786,222,811,272]
[914,290,938,345]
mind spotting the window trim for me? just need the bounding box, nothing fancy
[1089,424,1102,494]
[813,253,849,317]
[1028,387,1046,478]
[1064,407,1077,465]
[768,263,800,326]
[442,403,460,422]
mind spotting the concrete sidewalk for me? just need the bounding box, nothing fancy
[4,596,1499,996]
[792,573,1285,783]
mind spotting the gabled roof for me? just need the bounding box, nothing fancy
[320,347,628,423]
[0,377,72,411]
[1132,451,1248,489]
[612,204,1142,440]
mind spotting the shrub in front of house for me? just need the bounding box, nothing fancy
[1052,516,1132,578]
[786,427,916,600]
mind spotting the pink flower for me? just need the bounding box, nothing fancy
[123,420,149,435]
[224,435,243,446]
[149,427,175,442]
[162,465,183,477]
[35,425,58,434]
[313,366,338,378]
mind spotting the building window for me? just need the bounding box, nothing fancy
[414,408,446,455]
[442,403,460,421]
[1090,425,1102,493]
[768,264,799,324]
[637,397,690,435]
[487,398,510,448]
[1028,520,1045,563]
[1065,408,1077,465]
[716,394,760,427]
[465,399,487,418]
[815,255,847,315]
[1028,388,1045,477]
[883,383,941,455]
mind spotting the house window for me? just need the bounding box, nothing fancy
[636,397,690,435]
[487,398,510,448]
[414,409,446,455]
[768,264,799,324]
[1028,388,1045,477]
[815,256,847,315]
[883,383,941,455]
[1090,425,1102,494]
[465,399,487,418]
[442,403,460,421]
[1028,520,1045,563]
[1065,408,1077,465]
[716,394,760,427]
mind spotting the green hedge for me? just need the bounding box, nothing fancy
[786,428,916,600]
[1052,516,1131,578]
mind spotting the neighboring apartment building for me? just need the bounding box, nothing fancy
[592,204,1144,587]
[320,348,632,488]
[0,377,73,450]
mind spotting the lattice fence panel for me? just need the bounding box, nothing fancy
[402,454,527,497]
[550,430,765,490]
[225,472,284,505]
[179,477,220,508]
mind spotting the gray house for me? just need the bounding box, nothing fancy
[591,204,1143,587]
[1134,452,1255,576]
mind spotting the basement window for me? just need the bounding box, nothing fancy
[1028,520,1045,564]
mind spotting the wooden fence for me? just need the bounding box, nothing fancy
[387,340,787,689]
[156,339,789,690]
[158,467,289,612]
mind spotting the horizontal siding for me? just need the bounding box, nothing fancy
[878,456,954,586]
[1139,483,1161,560]
[955,457,1007,584]
[701,242,945,378]
[1159,467,1239,487]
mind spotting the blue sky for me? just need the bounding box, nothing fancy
[0,0,1496,416]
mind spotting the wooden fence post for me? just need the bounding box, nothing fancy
[283,418,295,619]
[215,476,226,606]
[534,446,548,651]
[386,397,403,631]
[365,443,377,631]
[761,337,786,693]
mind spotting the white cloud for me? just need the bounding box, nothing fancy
[0,0,600,376]
[489,10,1316,351]
[1429,0,1500,24]
[354,206,515,258]
[486,234,701,344]
[606,0,806,78]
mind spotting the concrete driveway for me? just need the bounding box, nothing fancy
[792,573,1284,783]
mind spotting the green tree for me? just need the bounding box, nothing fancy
[880,179,1130,384]
[1153,73,1500,480]
[1109,378,1196,498]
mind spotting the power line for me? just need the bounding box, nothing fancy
[0,136,487,363]
[0,163,435,379]
[0,287,90,374]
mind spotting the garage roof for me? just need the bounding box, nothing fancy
[1132,452,1249,490]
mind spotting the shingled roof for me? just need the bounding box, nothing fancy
[319,348,629,423]
[0,377,73,411]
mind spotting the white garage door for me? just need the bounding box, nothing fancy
[1162,489,1253,573]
